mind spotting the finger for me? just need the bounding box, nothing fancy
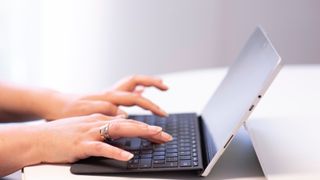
[86,113,117,122]
[85,141,133,161]
[89,118,149,140]
[88,115,128,125]
[86,101,119,116]
[114,75,169,92]
[133,86,145,95]
[107,92,168,117]
[96,118,148,127]
[108,120,172,142]
[141,131,173,144]
[82,114,123,130]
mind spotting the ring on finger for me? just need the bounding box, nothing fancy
[99,123,113,142]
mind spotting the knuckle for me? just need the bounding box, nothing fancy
[129,74,139,82]
[103,101,114,108]
[108,122,120,136]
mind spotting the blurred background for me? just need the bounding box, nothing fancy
[0,0,319,93]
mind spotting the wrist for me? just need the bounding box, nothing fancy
[0,125,43,169]
[33,90,67,120]
[28,124,50,164]
[25,125,44,165]
[0,125,44,176]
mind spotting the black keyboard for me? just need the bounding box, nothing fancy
[107,113,203,170]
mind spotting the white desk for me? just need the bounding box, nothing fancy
[24,65,320,179]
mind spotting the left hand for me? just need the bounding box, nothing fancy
[43,75,168,121]
[34,114,172,164]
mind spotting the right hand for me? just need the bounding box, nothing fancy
[34,114,172,163]
[42,75,169,121]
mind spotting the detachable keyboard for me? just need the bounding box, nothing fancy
[108,113,203,171]
[71,113,204,174]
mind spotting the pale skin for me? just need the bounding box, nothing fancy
[0,75,172,177]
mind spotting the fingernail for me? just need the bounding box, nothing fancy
[159,108,168,117]
[148,125,162,132]
[162,84,169,90]
[121,151,134,160]
[162,132,173,141]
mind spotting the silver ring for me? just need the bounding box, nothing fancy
[99,123,112,141]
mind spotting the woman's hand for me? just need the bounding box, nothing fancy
[36,114,172,163]
[43,75,168,121]
[0,114,172,176]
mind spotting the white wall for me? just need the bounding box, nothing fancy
[219,0,320,66]
[0,0,319,93]
[0,0,41,83]
[38,0,222,92]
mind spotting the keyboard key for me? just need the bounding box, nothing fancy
[154,147,165,152]
[180,147,191,151]
[139,159,152,168]
[179,143,191,147]
[193,161,198,166]
[179,139,190,143]
[141,145,153,150]
[165,162,178,168]
[141,150,153,154]
[179,156,191,160]
[180,160,192,167]
[129,159,139,164]
[166,157,178,162]
[128,164,139,169]
[153,159,165,164]
[166,148,178,153]
[141,141,153,150]
[166,153,178,157]
[130,138,142,149]
[140,154,152,159]
[153,151,165,156]
[167,141,177,145]
[180,135,190,139]
[125,140,131,147]
[154,144,165,148]
[153,156,165,160]
[167,144,178,149]
[179,151,191,156]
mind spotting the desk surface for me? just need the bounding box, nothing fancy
[23,67,265,180]
[245,65,320,179]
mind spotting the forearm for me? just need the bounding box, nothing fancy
[0,82,60,121]
[0,124,42,177]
